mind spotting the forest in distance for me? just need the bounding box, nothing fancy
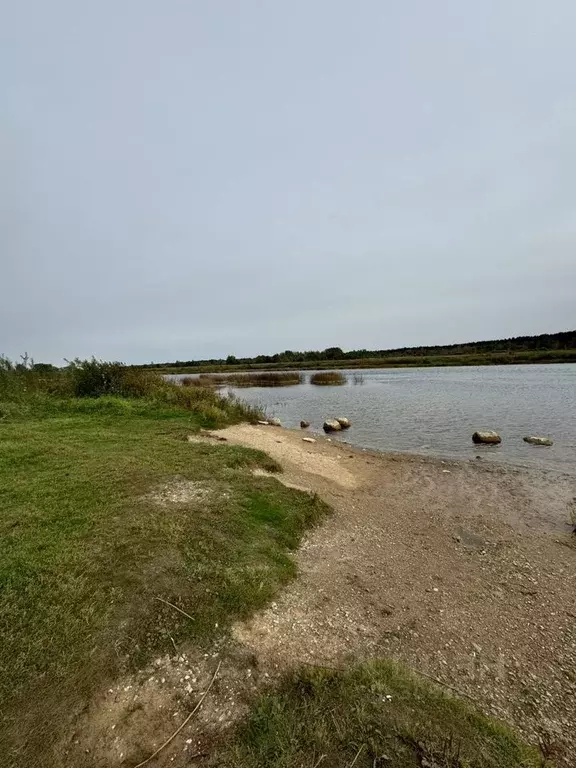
[141,329,576,373]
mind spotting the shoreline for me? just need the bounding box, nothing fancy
[217,423,576,763]
[223,423,575,533]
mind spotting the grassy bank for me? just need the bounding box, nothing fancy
[216,661,544,767]
[0,362,329,766]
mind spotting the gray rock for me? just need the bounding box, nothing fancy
[472,430,501,445]
[302,437,316,443]
[323,419,342,432]
[268,417,282,427]
[257,420,269,425]
[336,417,351,429]
[300,420,310,429]
[523,435,553,446]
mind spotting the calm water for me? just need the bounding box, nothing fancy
[177,366,576,472]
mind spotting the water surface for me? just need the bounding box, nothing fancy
[217,365,576,472]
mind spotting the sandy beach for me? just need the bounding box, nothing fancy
[220,424,576,764]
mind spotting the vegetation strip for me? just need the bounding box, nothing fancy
[140,329,576,372]
[213,661,545,767]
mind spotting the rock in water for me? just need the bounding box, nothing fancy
[523,435,553,446]
[300,420,310,429]
[472,430,501,445]
[323,419,342,432]
[268,417,282,427]
[336,417,351,429]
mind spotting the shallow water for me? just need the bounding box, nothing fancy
[176,365,576,472]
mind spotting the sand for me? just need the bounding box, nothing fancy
[222,424,576,765]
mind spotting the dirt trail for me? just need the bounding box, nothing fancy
[223,425,576,764]
[65,425,576,766]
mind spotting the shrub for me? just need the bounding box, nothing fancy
[0,357,262,426]
[66,358,158,397]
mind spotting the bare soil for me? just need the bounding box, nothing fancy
[66,425,576,767]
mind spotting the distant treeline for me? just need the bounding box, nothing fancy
[141,330,576,371]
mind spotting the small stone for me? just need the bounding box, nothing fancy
[300,420,310,429]
[323,419,342,432]
[268,417,282,427]
[302,437,316,443]
[472,431,501,445]
[523,435,553,446]
[257,420,269,425]
[336,417,351,429]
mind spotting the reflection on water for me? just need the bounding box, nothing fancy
[175,365,576,472]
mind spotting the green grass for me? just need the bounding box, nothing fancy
[0,398,329,767]
[215,661,545,767]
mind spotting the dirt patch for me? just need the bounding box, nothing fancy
[62,645,264,767]
[145,479,218,506]
[223,424,359,489]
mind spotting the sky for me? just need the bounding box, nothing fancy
[1,1,575,364]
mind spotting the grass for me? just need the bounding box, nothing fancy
[215,660,545,767]
[198,371,304,387]
[310,371,347,386]
[0,366,329,767]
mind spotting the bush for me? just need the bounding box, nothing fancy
[0,357,262,427]
[66,358,159,398]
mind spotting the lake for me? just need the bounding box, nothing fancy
[177,365,576,472]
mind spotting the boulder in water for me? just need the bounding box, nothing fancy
[268,417,282,427]
[472,430,501,445]
[523,435,553,446]
[300,420,310,429]
[323,419,342,432]
[336,417,351,429]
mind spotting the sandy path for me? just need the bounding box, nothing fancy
[222,424,576,765]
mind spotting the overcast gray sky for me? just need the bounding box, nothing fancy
[2,1,575,364]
